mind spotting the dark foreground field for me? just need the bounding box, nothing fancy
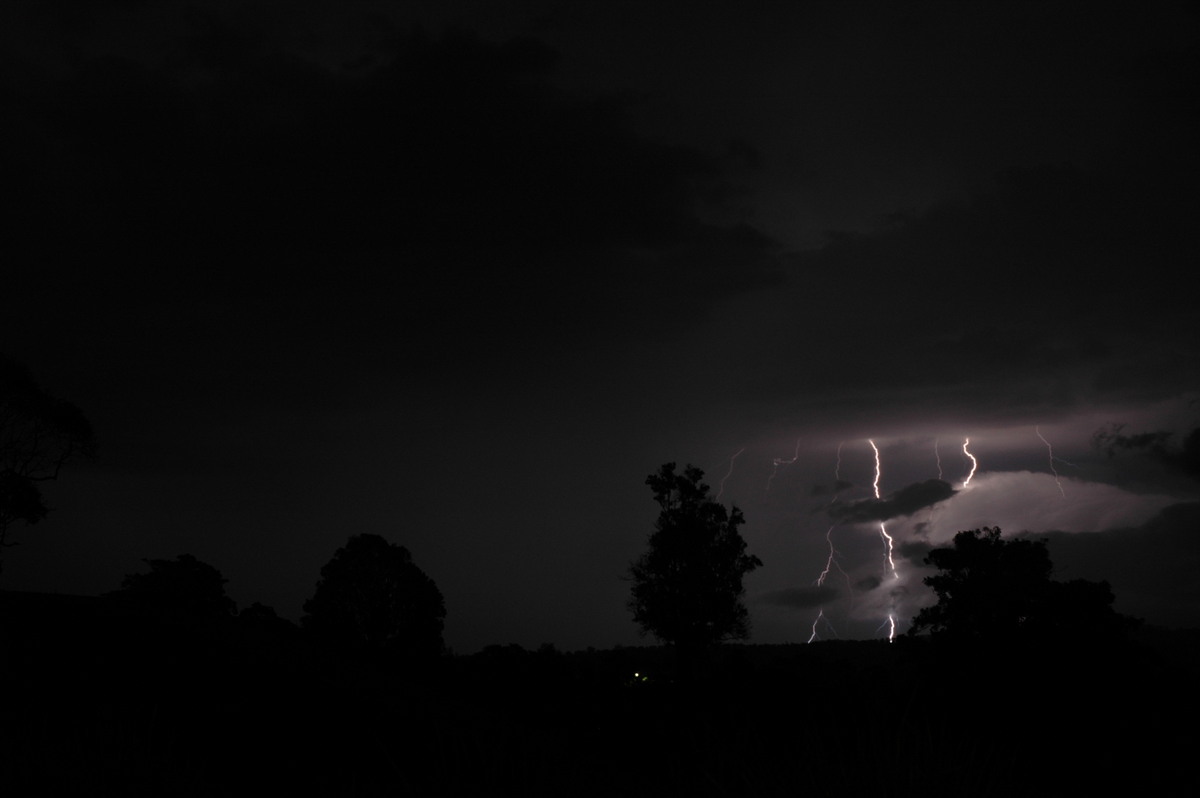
[2,593,1197,797]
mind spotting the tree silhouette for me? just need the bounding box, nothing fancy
[302,534,445,664]
[107,553,237,620]
[104,554,239,679]
[628,463,762,672]
[0,355,95,578]
[910,527,1134,645]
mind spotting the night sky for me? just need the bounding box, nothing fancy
[3,1,1198,654]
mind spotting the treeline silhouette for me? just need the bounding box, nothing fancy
[2,538,1198,796]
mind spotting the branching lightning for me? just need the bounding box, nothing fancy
[807,525,851,643]
[877,529,898,582]
[716,447,745,503]
[818,526,852,593]
[877,614,897,640]
[961,437,978,488]
[1036,426,1066,497]
[809,446,854,644]
[766,437,802,491]
[807,609,828,643]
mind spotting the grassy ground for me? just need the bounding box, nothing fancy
[3,631,1197,796]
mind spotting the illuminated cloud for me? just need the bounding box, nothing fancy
[893,471,1179,543]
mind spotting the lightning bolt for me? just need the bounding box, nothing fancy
[1036,426,1066,497]
[816,527,838,586]
[877,526,898,581]
[934,436,943,480]
[716,447,745,503]
[868,439,898,581]
[877,613,897,642]
[824,451,854,599]
[807,609,826,643]
[766,437,802,491]
[961,437,978,488]
[807,608,843,643]
[870,439,882,499]
[807,525,852,643]
[809,446,855,644]
[868,439,899,643]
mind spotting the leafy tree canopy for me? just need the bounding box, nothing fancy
[108,553,237,621]
[628,463,762,654]
[303,534,446,662]
[910,527,1135,646]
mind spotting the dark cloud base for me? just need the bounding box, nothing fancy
[830,479,955,523]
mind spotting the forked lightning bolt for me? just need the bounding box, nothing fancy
[766,437,802,491]
[807,526,851,643]
[807,609,828,644]
[810,447,854,644]
[877,614,896,641]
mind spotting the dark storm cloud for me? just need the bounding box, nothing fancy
[759,585,838,610]
[829,479,954,524]
[5,26,758,258]
[755,154,1200,425]
[2,9,785,401]
[1093,425,1200,482]
[0,3,794,509]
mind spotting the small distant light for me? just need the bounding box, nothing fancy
[633,672,639,678]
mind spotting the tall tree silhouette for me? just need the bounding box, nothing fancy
[303,534,446,664]
[628,463,762,675]
[0,355,95,578]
